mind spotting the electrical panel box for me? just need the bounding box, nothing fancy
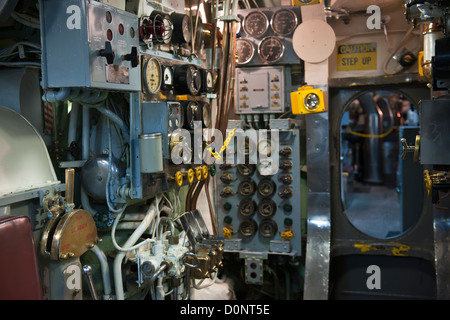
[40,0,140,91]
[235,66,286,114]
[215,127,302,256]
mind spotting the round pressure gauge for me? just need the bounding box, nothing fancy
[201,102,211,128]
[236,38,255,65]
[271,8,297,35]
[174,65,201,95]
[200,69,214,93]
[184,101,201,130]
[257,138,272,157]
[257,158,276,176]
[143,57,162,94]
[243,11,269,38]
[258,36,285,63]
[171,12,192,45]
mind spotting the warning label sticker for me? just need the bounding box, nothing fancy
[337,43,377,72]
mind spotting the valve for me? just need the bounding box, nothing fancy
[279,147,292,157]
[279,160,293,171]
[220,187,235,198]
[220,174,235,184]
[186,168,194,184]
[278,187,293,200]
[280,231,294,241]
[222,227,232,239]
[400,135,420,163]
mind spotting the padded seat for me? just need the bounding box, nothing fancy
[0,215,43,300]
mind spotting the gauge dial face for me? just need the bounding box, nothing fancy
[236,38,255,64]
[257,139,272,157]
[202,102,211,128]
[144,58,162,93]
[258,36,285,63]
[258,158,276,176]
[186,65,201,95]
[163,66,174,86]
[243,11,269,38]
[185,101,201,129]
[206,71,213,91]
[271,9,297,35]
[182,15,192,43]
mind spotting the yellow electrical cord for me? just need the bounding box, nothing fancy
[346,126,397,139]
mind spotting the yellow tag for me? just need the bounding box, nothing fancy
[337,43,377,72]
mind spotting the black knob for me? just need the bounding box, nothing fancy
[124,46,138,68]
[279,160,293,171]
[279,175,293,185]
[220,174,234,184]
[99,41,115,65]
[279,147,292,157]
[278,188,293,199]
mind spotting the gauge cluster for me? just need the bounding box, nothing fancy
[215,126,302,256]
[236,7,302,66]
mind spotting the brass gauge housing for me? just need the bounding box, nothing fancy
[236,38,255,65]
[258,36,285,63]
[143,57,162,94]
[270,8,297,35]
[243,10,269,38]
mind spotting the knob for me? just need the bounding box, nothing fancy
[278,187,293,199]
[124,46,138,68]
[220,174,234,184]
[220,187,234,198]
[279,160,293,171]
[279,147,292,157]
[99,41,115,65]
[279,175,293,185]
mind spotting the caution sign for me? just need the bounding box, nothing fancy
[337,43,377,72]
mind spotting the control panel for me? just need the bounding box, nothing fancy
[40,0,140,91]
[215,125,302,257]
[236,66,285,114]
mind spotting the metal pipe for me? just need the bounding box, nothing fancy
[357,93,383,184]
[82,104,90,160]
[113,198,160,300]
[67,102,80,161]
[89,245,112,299]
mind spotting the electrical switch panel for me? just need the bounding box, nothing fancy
[40,0,140,91]
[236,66,286,114]
[215,124,302,256]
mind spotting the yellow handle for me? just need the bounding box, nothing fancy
[175,171,183,187]
[187,168,194,184]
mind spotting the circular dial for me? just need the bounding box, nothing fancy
[237,164,256,176]
[238,198,256,217]
[201,102,211,128]
[144,57,162,94]
[243,11,269,38]
[206,71,214,92]
[271,8,297,35]
[257,138,272,157]
[236,38,254,65]
[174,65,201,95]
[258,36,285,63]
[257,178,276,197]
[258,198,277,217]
[259,219,277,237]
[238,179,256,197]
[171,13,192,45]
[239,220,257,237]
[258,158,276,176]
[184,101,201,130]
